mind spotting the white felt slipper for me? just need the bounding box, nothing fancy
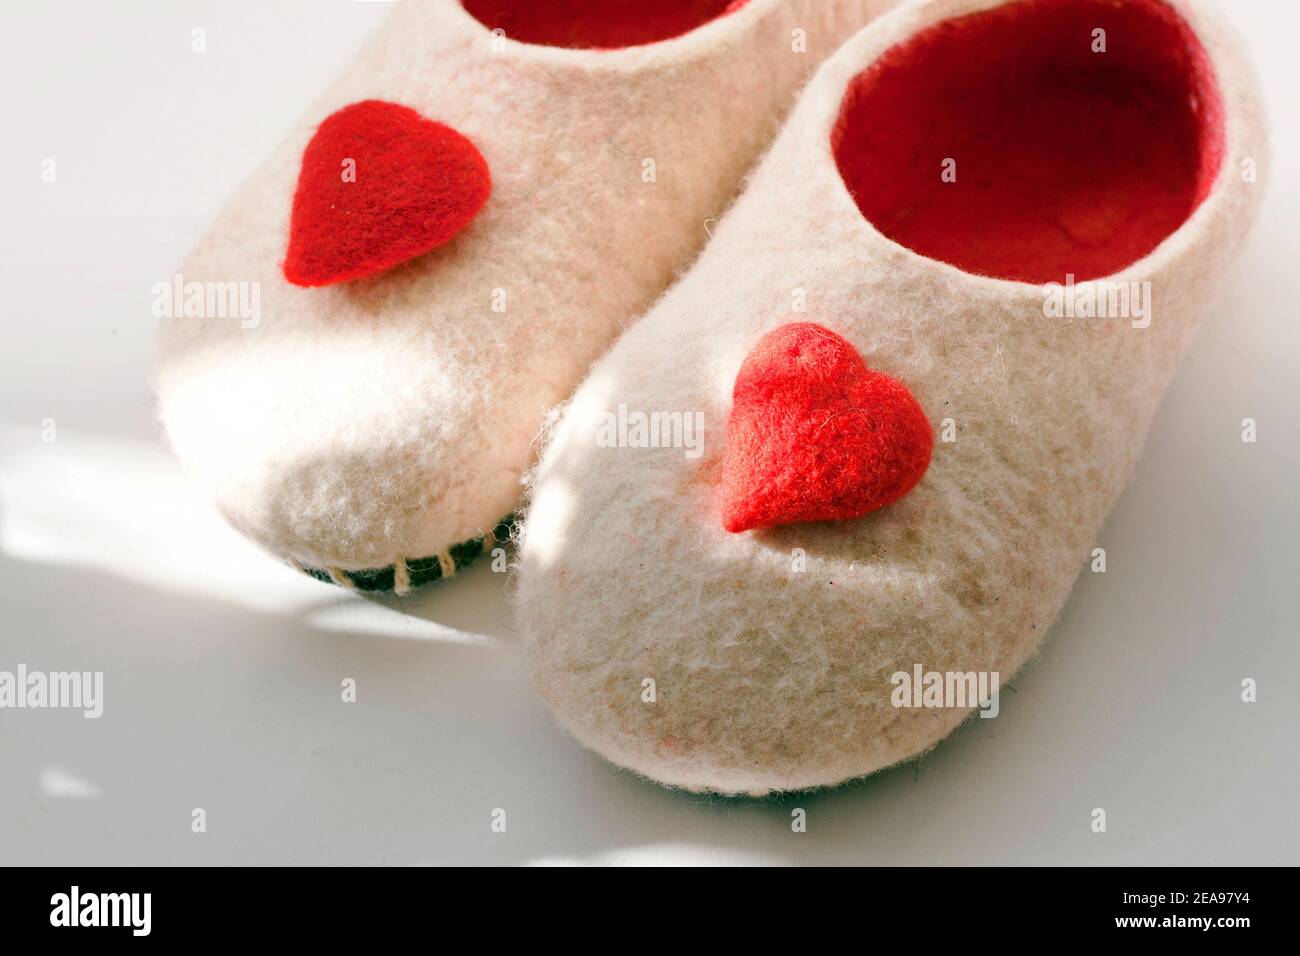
[155,0,896,592]
[517,0,1267,793]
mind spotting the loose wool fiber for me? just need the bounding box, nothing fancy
[156,0,897,577]
[517,0,1268,795]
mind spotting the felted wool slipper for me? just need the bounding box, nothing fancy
[517,0,1267,794]
[155,0,897,592]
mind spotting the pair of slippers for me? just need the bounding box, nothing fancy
[158,0,1266,794]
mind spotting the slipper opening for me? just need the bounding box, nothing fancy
[461,0,747,50]
[832,0,1225,283]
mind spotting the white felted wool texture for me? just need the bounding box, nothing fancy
[518,0,1268,795]
[156,0,896,574]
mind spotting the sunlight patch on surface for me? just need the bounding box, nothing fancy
[303,598,497,644]
[0,426,502,644]
[525,842,787,866]
[0,425,324,612]
[40,766,102,799]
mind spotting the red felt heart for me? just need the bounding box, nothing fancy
[721,322,933,533]
[283,100,491,288]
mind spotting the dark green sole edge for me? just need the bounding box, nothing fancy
[299,516,515,593]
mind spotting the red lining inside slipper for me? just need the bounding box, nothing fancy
[832,0,1224,283]
[461,0,745,50]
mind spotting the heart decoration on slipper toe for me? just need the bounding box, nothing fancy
[283,100,491,288]
[721,322,933,533]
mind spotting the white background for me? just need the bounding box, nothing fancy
[1,0,1296,865]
